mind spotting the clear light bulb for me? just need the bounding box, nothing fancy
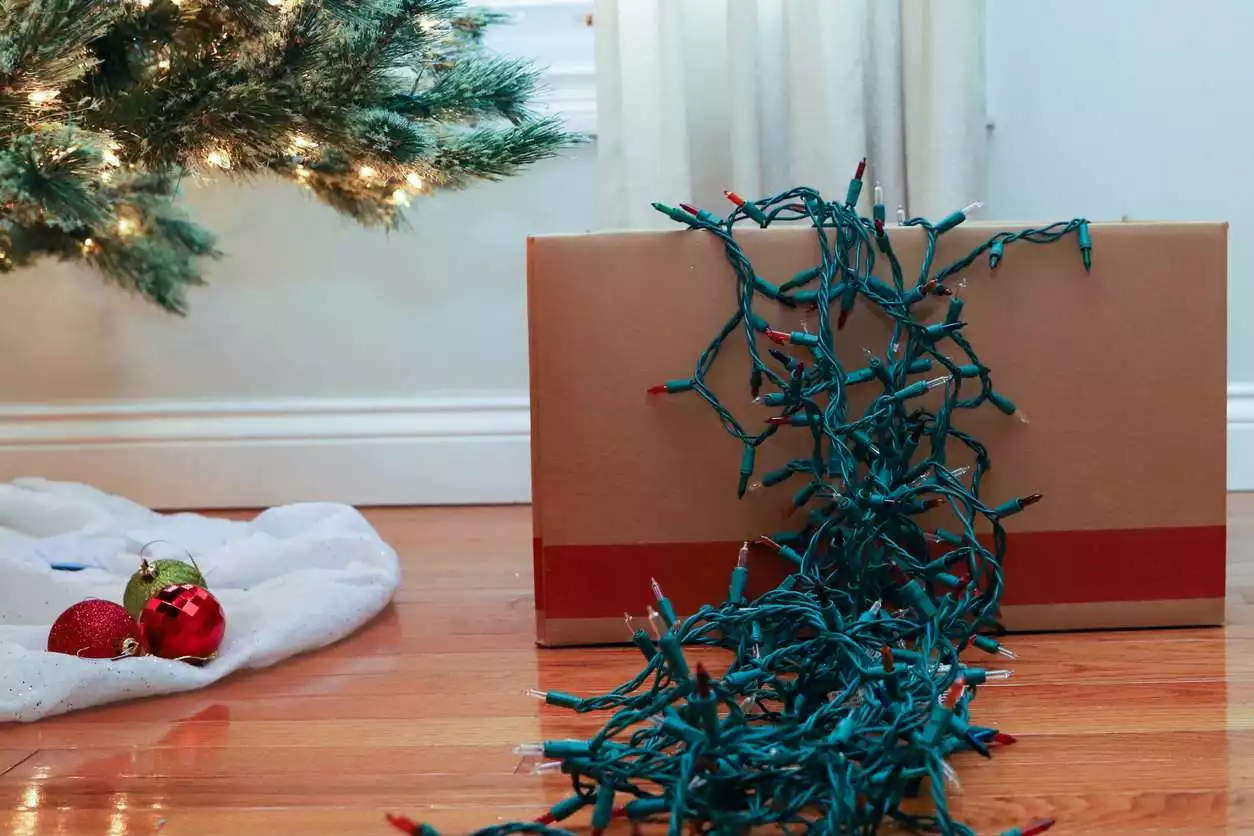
[513,743,543,757]
[963,201,984,216]
[895,205,906,225]
[27,89,58,105]
[647,606,664,640]
[205,149,230,169]
[940,760,961,790]
[985,669,1014,681]
[531,760,563,774]
[926,374,952,390]
[390,189,410,207]
[737,541,749,569]
[873,182,883,205]
[358,165,377,180]
[522,688,547,701]
[1015,407,1031,425]
[405,172,424,190]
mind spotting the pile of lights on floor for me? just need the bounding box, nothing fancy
[388,162,1090,836]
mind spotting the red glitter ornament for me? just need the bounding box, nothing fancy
[140,584,226,663]
[47,599,143,659]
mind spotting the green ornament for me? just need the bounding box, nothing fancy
[123,557,206,619]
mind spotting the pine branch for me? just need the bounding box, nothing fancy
[390,56,540,124]
[432,117,578,186]
[0,0,578,310]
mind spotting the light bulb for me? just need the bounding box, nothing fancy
[962,200,984,216]
[925,374,952,390]
[157,57,170,70]
[289,133,315,150]
[647,606,664,640]
[405,172,424,189]
[116,217,135,236]
[81,238,97,254]
[531,761,563,774]
[940,759,961,790]
[522,688,547,701]
[205,149,230,169]
[358,165,377,180]
[513,743,543,758]
[27,89,58,105]
[895,205,906,225]
[101,149,121,167]
[390,188,410,207]
[294,166,310,179]
[873,182,883,205]
[736,541,749,569]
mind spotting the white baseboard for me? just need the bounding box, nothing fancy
[0,396,531,509]
[7,384,1245,506]
[1230,384,1254,490]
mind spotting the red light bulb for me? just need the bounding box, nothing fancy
[764,328,790,345]
[386,813,420,835]
[854,157,867,180]
[1021,819,1056,836]
[723,190,746,207]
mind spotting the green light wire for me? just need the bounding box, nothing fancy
[390,188,1086,836]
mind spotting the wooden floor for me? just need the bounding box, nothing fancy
[3,500,1254,836]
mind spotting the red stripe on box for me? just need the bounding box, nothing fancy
[533,537,546,610]
[536,525,1225,620]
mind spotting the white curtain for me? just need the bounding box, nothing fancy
[594,0,986,228]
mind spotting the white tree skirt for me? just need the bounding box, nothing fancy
[0,479,400,722]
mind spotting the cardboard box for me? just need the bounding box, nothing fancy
[528,222,1227,646]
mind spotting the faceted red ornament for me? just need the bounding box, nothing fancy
[47,599,143,659]
[140,584,226,662]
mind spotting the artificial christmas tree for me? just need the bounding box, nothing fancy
[0,0,575,311]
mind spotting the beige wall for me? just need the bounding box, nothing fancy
[0,143,597,404]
